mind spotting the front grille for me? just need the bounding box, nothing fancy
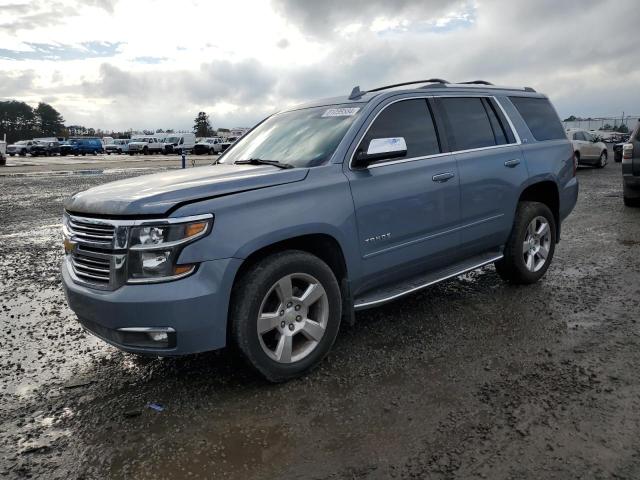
[71,250,111,285]
[67,217,115,245]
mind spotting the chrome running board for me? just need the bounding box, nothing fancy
[353,251,503,310]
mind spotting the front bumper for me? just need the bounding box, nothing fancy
[62,256,242,355]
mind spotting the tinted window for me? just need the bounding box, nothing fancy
[484,99,509,145]
[441,97,498,150]
[359,99,440,160]
[509,96,565,141]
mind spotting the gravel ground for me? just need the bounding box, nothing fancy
[1,157,639,479]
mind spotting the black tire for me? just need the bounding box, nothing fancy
[495,201,556,285]
[19,151,26,157]
[117,149,122,154]
[9,153,14,157]
[596,150,607,169]
[230,250,342,382]
[143,147,149,155]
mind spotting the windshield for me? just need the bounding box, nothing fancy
[165,136,180,143]
[15,141,27,145]
[220,104,362,168]
[131,137,144,142]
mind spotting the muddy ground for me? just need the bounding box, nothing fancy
[1,158,639,479]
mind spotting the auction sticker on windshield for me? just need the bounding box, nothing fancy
[321,107,360,117]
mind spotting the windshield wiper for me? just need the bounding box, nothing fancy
[234,158,294,169]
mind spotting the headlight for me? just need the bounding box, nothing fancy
[127,217,212,283]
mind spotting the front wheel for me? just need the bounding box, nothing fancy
[596,150,607,168]
[230,250,342,382]
[495,201,556,284]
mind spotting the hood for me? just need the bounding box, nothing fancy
[64,163,309,216]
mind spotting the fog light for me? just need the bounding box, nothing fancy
[148,331,168,342]
[116,327,176,348]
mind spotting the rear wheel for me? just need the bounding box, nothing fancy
[230,250,342,382]
[596,150,607,168]
[495,201,556,284]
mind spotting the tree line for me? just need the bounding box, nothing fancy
[0,100,66,144]
[1,100,229,144]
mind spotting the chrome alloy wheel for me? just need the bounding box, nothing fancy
[257,273,329,364]
[523,216,551,272]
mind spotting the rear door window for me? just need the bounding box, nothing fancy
[440,97,501,151]
[509,96,566,141]
[359,99,441,161]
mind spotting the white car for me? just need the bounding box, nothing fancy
[567,129,608,168]
[193,137,224,154]
[128,136,164,155]
[6,140,36,156]
[105,139,130,154]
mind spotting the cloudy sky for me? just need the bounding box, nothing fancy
[1,0,638,132]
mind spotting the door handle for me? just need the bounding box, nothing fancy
[432,172,455,182]
[504,159,521,168]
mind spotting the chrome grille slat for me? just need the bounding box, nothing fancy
[74,270,110,283]
[72,262,110,275]
[68,216,116,245]
[73,255,109,267]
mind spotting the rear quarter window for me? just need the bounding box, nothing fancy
[509,96,566,141]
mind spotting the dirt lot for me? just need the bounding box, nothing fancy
[1,156,639,479]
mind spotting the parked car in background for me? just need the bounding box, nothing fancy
[105,139,130,155]
[193,137,224,155]
[567,129,608,168]
[128,136,164,155]
[60,138,104,156]
[219,136,237,153]
[62,80,578,382]
[6,140,36,156]
[163,133,196,154]
[0,140,6,165]
[30,140,60,156]
[622,124,640,206]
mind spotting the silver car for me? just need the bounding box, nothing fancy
[567,129,608,168]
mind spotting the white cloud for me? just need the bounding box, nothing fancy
[0,0,639,131]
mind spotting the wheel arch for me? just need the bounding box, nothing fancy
[233,232,349,288]
[518,180,560,242]
[228,232,353,339]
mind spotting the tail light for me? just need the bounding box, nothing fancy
[622,143,633,163]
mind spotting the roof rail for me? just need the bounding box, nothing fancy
[348,79,450,99]
[369,79,450,92]
[459,80,493,85]
[348,80,536,99]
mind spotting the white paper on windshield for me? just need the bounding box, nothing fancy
[321,107,360,117]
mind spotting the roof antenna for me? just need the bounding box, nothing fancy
[349,85,365,100]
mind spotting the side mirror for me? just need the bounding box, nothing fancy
[352,137,407,168]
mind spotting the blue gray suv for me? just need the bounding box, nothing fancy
[62,79,578,381]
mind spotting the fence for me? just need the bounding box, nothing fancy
[562,115,640,132]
